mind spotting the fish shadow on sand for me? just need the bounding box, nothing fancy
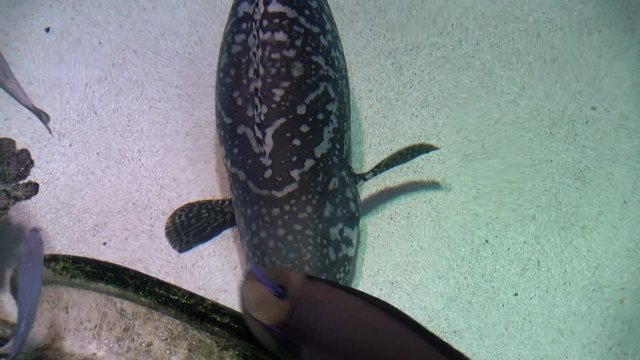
[361,180,443,217]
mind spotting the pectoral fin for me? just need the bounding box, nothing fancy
[353,143,439,186]
[165,199,236,253]
[25,107,51,135]
[0,51,52,135]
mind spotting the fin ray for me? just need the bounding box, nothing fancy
[165,199,236,253]
[353,143,439,186]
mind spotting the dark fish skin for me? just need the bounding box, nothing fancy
[0,51,52,135]
[216,0,356,284]
[241,267,470,360]
[215,0,436,284]
[165,0,439,285]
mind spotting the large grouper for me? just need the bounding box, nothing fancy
[166,0,439,285]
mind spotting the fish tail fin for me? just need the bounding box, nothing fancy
[28,107,52,136]
[165,199,236,253]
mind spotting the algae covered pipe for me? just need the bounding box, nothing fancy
[26,254,275,359]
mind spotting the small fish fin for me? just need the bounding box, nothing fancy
[353,143,439,186]
[0,51,52,136]
[28,106,52,136]
[165,199,236,253]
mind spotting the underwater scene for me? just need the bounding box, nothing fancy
[1,0,638,359]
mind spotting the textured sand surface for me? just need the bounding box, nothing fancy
[1,1,638,359]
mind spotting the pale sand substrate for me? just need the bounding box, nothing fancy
[1,1,638,359]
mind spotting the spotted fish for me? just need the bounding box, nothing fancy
[166,0,439,285]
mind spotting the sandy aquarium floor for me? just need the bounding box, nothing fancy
[1,0,638,359]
